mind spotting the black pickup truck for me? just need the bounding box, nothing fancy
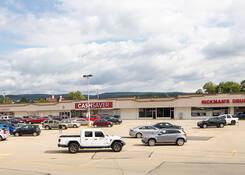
[197,117,226,128]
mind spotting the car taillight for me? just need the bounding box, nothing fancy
[3,130,6,134]
[184,133,187,136]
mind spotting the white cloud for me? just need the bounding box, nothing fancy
[0,0,244,94]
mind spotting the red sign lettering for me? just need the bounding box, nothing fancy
[202,99,245,104]
[232,99,245,103]
[201,99,230,104]
[75,102,113,109]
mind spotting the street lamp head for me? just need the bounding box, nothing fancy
[83,74,93,78]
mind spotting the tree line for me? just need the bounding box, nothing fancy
[196,80,245,94]
[0,91,86,104]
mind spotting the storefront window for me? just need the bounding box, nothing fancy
[139,108,174,118]
[234,107,245,114]
[139,108,154,118]
[191,107,228,117]
[59,112,70,117]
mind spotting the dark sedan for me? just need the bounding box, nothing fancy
[236,113,245,120]
[197,117,226,128]
[153,122,181,129]
[103,116,122,124]
[13,125,41,136]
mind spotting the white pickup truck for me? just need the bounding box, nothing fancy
[58,129,126,153]
[218,114,239,125]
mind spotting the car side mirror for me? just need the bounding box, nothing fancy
[158,133,162,135]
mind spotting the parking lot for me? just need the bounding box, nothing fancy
[1,119,245,175]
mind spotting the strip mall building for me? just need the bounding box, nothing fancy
[0,93,245,119]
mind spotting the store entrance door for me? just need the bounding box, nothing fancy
[153,110,156,119]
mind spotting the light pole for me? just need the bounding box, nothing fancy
[83,74,93,126]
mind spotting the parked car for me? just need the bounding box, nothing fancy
[0,128,9,141]
[42,120,68,130]
[153,122,181,129]
[58,129,126,153]
[197,117,226,128]
[14,123,26,128]
[218,114,239,125]
[72,118,89,125]
[0,119,9,124]
[61,120,81,128]
[80,115,100,121]
[141,129,187,146]
[21,116,45,124]
[129,125,159,138]
[13,125,41,136]
[0,116,13,120]
[9,117,24,124]
[43,116,53,120]
[102,116,122,124]
[51,116,63,121]
[93,119,113,127]
[0,123,15,134]
[235,113,245,120]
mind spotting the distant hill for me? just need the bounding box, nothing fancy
[0,92,193,101]
[95,92,193,99]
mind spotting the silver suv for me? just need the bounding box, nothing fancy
[141,129,187,146]
[42,120,68,130]
[129,125,159,138]
[61,120,81,128]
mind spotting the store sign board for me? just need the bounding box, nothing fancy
[202,99,245,104]
[75,102,113,109]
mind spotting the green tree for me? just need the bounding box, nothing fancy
[20,97,28,103]
[241,80,245,92]
[66,91,86,100]
[0,97,12,104]
[38,98,49,103]
[203,81,217,94]
[196,89,203,94]
[217,81,241,93]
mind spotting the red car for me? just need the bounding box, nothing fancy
[21,116,45,124]
[80,115,100,121]
[93,119,113,127]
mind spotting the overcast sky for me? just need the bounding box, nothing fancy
[0,0,244,95]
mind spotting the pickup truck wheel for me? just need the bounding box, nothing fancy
[29,122,32,124]
[15,132,20,136]
[33,132,38,136]
[73,125,78,128]
[45,126,50,130]
[231,120,236,125]
[176,138,185,146]
[68,143,79,153]
[203,124,207,128]
[94,125,97,128]
[148,139,156,146]
[136,133,142,138]
[62,126,67,130]
[219,123,224,128]
[111,142,122,152]
[107,124,112,127]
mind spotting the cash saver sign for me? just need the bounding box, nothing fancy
[202,99,245,104]
[75,102,113,109]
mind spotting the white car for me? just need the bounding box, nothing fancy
[58,129,126,153]
[0,129,10,141]
[218,114,239,125]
